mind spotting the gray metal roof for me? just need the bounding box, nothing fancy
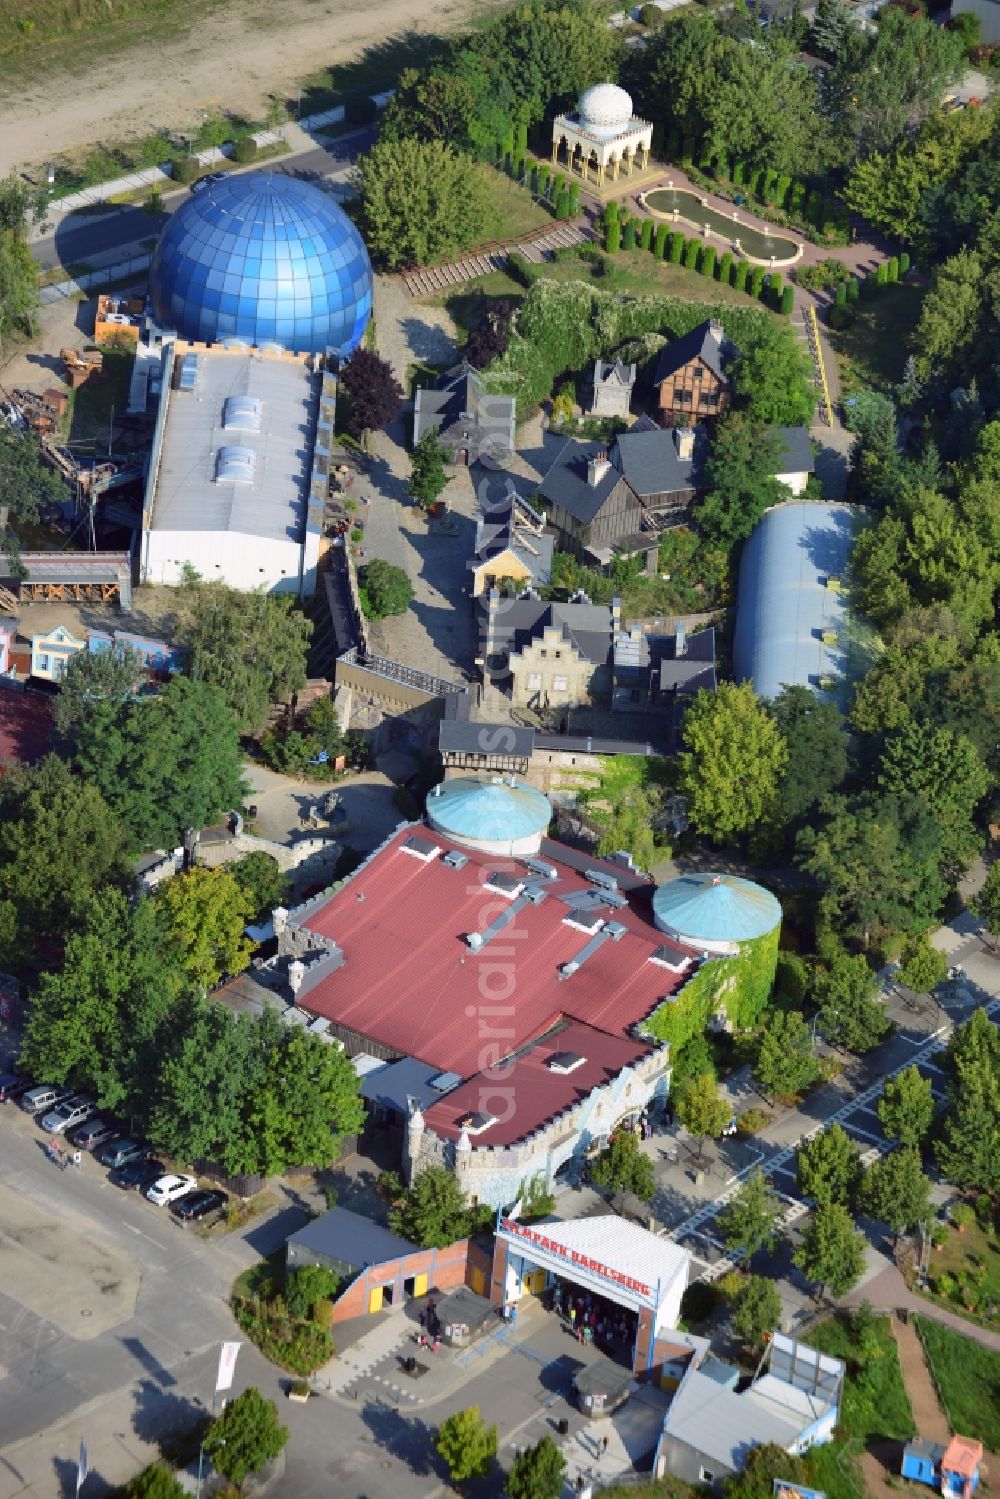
[286,1206,416,1269]
[360,1056,461,1115]
[150,348,318,540]
[438,720,536,757]
[733,502,865,702]
[653,319,738,386]
[661,1370,804,1470]
[769,426,815,475]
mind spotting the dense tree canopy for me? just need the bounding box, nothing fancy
[859,1147,932,1239]
[754,1010,818,1100]
[813,953,890,1053]
[202,1388,288,1487]
[155,867,254,990]
[717,1169,782,1267]
[796,1124,860,1207]
[69,676,248,852]
[591,1129,656,1203]
[340,348,403,439]
[793,1203,867,1299]
[679,683,788,843]
[53,644,143,743]
[877,1065,935,1147]
[696,414,786,550]
[766,686,849,845]
[0,423,65,573]
[352,139,500,270]
[180,582,312,734]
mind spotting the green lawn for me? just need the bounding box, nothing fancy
[915,1317,1000,1450]
[476,165,555,244]
[805,1314,915,1443]
[827,282,924,397]
[923,1216,1000,1327]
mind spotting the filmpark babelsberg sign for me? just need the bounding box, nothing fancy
[500,1217,652,1298]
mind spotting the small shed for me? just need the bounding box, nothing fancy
[903,1440,946,1486]
[433,1285,494,1347]
[941,1436,983,1499]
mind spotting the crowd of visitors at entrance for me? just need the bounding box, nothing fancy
[551,1282,635,1361]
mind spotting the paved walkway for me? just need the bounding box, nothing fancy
[844,1266,1000,1353]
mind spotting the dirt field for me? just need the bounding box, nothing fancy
[0,0,511,178]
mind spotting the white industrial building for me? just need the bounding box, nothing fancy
[141,341,329,597]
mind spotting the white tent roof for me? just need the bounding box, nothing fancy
[502,1215,689,1311]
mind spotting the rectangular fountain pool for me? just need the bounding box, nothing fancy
[643,187,799,265]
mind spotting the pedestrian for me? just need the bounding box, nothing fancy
[601,1434,609,1456]
[72,1151,82,1170]
[418,1308,426,1328]
[58,1149,67,1170]
[569,1305,577,1329]
[48,1136,58,1160]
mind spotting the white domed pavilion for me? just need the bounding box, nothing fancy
[552,82,652,187]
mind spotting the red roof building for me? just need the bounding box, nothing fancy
[0,686,54,768]
[281,823,701,1207]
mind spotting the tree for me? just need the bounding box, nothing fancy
[813,953,891,1053]
[730,1274,781,1350]
[202,1387,288,1488]
[859,1147,932,1242]
[726,1444,811,1499]
[409,428,449,509]
[352,139,500,269]
[795,1124,860,1207]
[590,1129,656,1203]
[340,347,403,439]
[678,683,788,843]
[121,1463,187,1499]
[944,1008,1000,1082]
[895,935,947,999]
[229,852,290,922]
[507,1434,567,1499]
[717,1168,782,1267]
[672,1033,717,1088]
[793,1203,867,1300]
[935,1057,1000,1195]
[695,413,787,549]
[730,321,815,426]
[242,1023,365,1177]
[465,298,514,369]
[52,643,143,743]
[754,1010,818,1101]
[675,1072,730,1164]
[155,867,255,990]
[971,861,1000,948]
[434,1407,497,1484]
[0,422,65,572]
[180,582,312,735]
[878,722,989,879]
[359,558,414,619]
[878,1065,935,1147]
[810,0,852,61]
[71,676,248,851]
[380,66,479,150]
[767,686,849,841]
[827,9,965,159]
[19,889,186,1115]
[797,794,949,947]
[390,1164,477,1248]
[0,755,128,959]
[285,1263,339,1318]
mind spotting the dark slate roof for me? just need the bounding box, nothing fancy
[652,319,738,386]
[483,596,614,667]
[613,424,703,498]
[537,439,619,524]
[360,1056,458,1115]
[594,358,636,388]
[438,720,536,757]
[287,1206,416,1270]
[413,361,515,449]
[769,425,815,475]
[614,625,717,696]
[471,490,554,585]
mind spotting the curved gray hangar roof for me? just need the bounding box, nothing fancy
[733,502,864,702]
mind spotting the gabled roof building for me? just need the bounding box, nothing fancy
[412,362,516,465]
[479,588,619,711]
[469,485,554,597]
[590,358,636,418]
[653,319,739,425]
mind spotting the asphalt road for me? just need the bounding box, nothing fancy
[32,127,375,275]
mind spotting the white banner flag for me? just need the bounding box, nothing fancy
[76,1439,88,1494]
[215,1340,241,1393]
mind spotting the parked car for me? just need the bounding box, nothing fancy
[0,1073,35,1103]
[68,1117,125,1151]
[97,1137,153,1170]
[111,1158,164,1192]
[146,1173,197,1207]
[40,1095,96,1134]
[20,1084,72,1116]
[170,1188,228,1223]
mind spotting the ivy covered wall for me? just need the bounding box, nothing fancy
[640,925,780,1051]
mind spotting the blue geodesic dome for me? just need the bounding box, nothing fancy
[149,171,373,355]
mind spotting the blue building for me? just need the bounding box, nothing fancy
[149,172,373,355]
[732,502,866,703]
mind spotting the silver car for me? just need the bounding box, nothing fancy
[40,1095,96,1134]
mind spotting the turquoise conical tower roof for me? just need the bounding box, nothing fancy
[653,873,781,944]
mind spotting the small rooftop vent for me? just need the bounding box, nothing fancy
[215,445,256,485]
[522,858,558,882]
[223,394,263,432]
[604,920,628,942]
[429,1070,463,1092]
[442,849,470,870]
[547,1051,587,1075]
[649,946,693,973]
[585,868,619,894]
[484,870,524,899]
[177,354,198,392]
[401,834,440,862]
[523,884,548,906]
[563,908,605,934]
[457,1110,495,1136]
